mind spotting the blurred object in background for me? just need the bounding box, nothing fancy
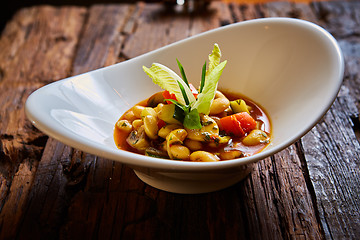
[162,0,212,12]
[0,0,320,33]
[1,0,215,33]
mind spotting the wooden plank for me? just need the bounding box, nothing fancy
[59,3,194,239]
[260,0,360,238]
[109,2,321,239]
[122,1,230,59]
[0,1,358,239]
[14,4,135,239]
[0,6,87,239]
[233,2,324,239]
[302,1,360,239]
[302,94,360,239]
[56,3,237,239]
[258,1,360,239]
[122,2,192,59]
[20,2,321,239]
[240,147,324,239]
[72,4,133,74]
[312,0,360,39]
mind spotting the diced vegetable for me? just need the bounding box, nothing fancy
[158,104,181,124]
[219,112,256,136]
[145,147,169,158]
[162,90,177,104]
[230,99,250,114]
[157,119,166,129]
[126,126,150,151]
[219,114,244,136]
[234,112,257,133]
[189,83,199,99]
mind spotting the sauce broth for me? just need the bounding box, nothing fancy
[114,89,271,160]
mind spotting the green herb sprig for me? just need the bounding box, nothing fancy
[143,43,227,129]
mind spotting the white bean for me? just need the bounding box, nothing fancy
[143,115,158,139]
[189,151,219,162]
[132,105,145,118]
[209,97,230,115]
[169,145,190,160]
[219,150,243,160]
[116,119,133,133]
[123,110,137,122]
[132,119,143,129]
[158,124,182,139]
[184,139,202,151]
[242,130,269,146]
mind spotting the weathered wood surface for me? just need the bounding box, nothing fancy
[0,1,359,239]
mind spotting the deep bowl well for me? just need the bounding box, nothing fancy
[25,18,344,193]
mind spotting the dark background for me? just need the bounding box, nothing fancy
[1,0,166,33]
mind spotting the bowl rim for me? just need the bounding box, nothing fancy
[25,17,344,172]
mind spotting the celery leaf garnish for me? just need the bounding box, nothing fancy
[191,44,227,115]
[143,63,196,105]
[143,43,226,129]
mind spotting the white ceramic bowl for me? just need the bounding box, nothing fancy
[25,18,344,194]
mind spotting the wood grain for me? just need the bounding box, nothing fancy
[302,1,360,239]
[0,6,87,239]
[0,1,358,239]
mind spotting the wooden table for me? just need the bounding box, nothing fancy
[0,1,359,239]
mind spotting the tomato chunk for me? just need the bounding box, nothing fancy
[219,115,244,136]
[219,112,256,137]
[163,83,199,104]
[189,83,199,99]
[233,112,257,133]
[162,90,177,104]
[157,119,166,129]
